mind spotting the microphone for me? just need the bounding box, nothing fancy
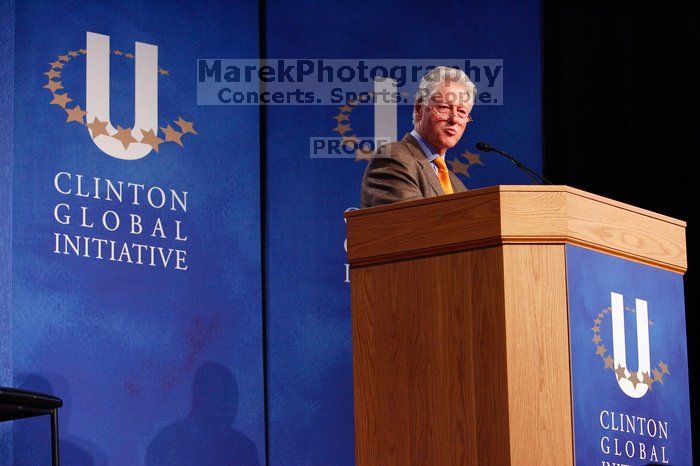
[475,142,493,152]
[475,141,552,185]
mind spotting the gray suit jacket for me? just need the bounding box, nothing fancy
[361,133,468,208]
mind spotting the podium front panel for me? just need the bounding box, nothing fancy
[566,245,692,466]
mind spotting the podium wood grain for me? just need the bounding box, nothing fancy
[351,245,573,465]
[351,247,510,465]
[502,245,572,464]
[346,185,686,272]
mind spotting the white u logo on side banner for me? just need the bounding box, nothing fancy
[373,78,398,144]
[86,31,158,160]
[611,292,651,398]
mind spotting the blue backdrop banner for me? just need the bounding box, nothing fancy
[264,1,542,464]
[566,245,692,465]
[8,1,264,464]
[0,0,15,462]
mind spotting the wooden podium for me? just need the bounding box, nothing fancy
[345,186,687,465]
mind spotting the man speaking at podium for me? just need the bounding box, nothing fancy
[361,66,476,207]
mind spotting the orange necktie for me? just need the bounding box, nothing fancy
[434,156,454,194]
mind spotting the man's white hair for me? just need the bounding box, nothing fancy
[413,66,476,125]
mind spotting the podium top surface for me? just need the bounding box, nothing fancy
[345,185,687,273]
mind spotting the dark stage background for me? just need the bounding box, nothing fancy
[542,2,699,457]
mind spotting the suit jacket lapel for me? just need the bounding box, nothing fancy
[449,171,468,193]
[402,133,444,196]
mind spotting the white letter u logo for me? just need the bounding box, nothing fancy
[611,292,651,398]
[86,31,158,160]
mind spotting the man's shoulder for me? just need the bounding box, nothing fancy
[373,134,422,163]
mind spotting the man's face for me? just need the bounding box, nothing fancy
[414,81,473,155]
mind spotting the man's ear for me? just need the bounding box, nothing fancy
[414,102,423,122]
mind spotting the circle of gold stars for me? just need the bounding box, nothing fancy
[447,150,483,178]
[44,48,197,153]
[592,306,669,391]
[332,95,374,163]
[332,94,485,177]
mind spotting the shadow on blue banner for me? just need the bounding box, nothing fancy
[146,362,260,466]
